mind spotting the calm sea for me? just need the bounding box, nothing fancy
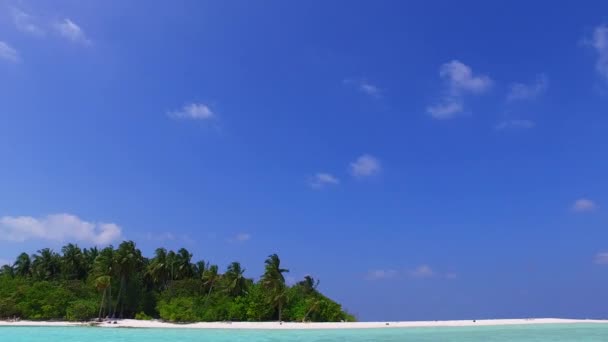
[1,324,607,341]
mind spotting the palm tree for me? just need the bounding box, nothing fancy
[302,298,321,322]
[61,243,86,280]
[112,241,143,318]
[32,248,61,280]
[83,247,99,274]
[224,261,247,297]
[175,248,193,280]
[202,264,219,306]
[194,260,207,279]
[0,264,14,277]
[95,275,111,321]
[166,250,177,282]
[147,248,170,289]
[261,254,289,321]
[94,246,115,317]
[13,252,32,277]
[297,275,319,295]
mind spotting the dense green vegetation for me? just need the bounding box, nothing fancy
[0,241,354,322]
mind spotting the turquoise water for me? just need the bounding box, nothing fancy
[1,324,608,341]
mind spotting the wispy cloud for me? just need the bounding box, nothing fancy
[409,265,436,278]
[427,60,492,119]
[595,252,608,265]
[228,233,251,243]
[54,19,91,45]
[507,74,548,102]
[0,41,19,63]
[344,79,382,98]
[144,232,175,242]
[366,269,397,280]
[350,154,381,178]
[168,103,215,120]
[11,7,44,36]
[495,119,536,130]
[572,198,598,213]
[588,25,608,81]
[427,102,464,120]
[309,173,339,189]
[0,214,122,245]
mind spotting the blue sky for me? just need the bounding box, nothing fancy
[1,0,608,321]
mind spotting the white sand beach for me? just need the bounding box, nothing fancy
[1,318,607,330]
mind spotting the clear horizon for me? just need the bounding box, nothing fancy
[1,0,608,321]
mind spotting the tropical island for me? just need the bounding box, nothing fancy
[0,241,354,323]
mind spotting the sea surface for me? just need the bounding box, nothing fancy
[1,324,607,341]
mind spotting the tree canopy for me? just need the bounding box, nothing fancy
[0,241,355,323]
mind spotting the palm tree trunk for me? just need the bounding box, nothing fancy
[203,282,214,307]
[113,275,125,318]
[98,288,107,321]
[278,302,282,322]
[107,283,112,318]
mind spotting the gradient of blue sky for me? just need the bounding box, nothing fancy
[1,0,608,321]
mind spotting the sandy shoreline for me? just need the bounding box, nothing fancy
[1,318,608,330]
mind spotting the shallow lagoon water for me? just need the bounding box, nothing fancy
[2,324,608,341]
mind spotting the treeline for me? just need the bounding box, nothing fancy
[0,241,355,322]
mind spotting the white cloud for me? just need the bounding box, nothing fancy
[495,119,536,130]
[572,198,598,213]
[427,60,492,119]
[168,103,215,120]
[54,19,91,45]
[309,173,339,189]
[344,79,382,98]
[0,213,122,245]
[440,60,493,95]
[409,265,435,278]
[426,101,463,120]
[11,8,44,36]
[350,154,381,178]
[366,269,397,280]
[589,25,608,81]
[507,74,548,102]
[0,41,19,63]
[595,252,608,265]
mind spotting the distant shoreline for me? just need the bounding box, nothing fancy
[1,318,608,330]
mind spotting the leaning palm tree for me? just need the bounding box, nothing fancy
[13,252,32,277]
[302,298,321,322]
[261,254,289,321]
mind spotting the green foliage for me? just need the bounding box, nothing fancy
[135,311,153,320]
[0,243,354,323]
[157,297,199,322]
[66,299,97,321]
